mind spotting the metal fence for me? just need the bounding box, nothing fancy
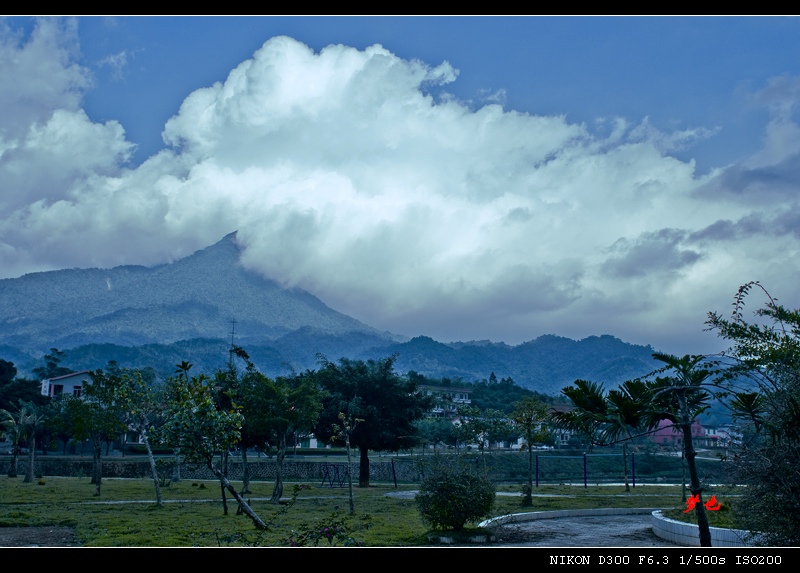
[0,450,734,487]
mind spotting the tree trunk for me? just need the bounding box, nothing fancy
[23,433,36,483]
[8,450,18,478]
[682,419,711,547]
[346,440,355,515]
[681,441,687,502]
[142,430,162,506]
[523,443,533,507]
[93,439,102,496]
[208,462,267,530]
[271,433,286,504]
[220,451,229,515]
[359,446,370,488]
[171,450,181,483]
[622,442,630,492]
[241,447,251,494]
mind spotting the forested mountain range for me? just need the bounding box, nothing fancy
[8,333,660,397]
[1,233,662,395]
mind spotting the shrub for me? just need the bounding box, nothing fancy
[283,512,369,547]
[416,459,495,531]
[520,483,532,506]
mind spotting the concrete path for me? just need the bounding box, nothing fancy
[384,490,683,547]
[491,514,681,547]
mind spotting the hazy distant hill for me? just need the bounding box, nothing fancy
[0,232,389,353]
[1,233,661,394]
[42,332,660,397]
[358,334,660,395]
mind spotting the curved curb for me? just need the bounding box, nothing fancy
[650,510,759,547]
[481,508,760,548]
[480,507,664,528]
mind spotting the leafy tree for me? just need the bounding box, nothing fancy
[113,368,166,505]
[706,281,800,545]
[158,362,267,529]
[214,350,257,495]
[75,371,128,496]
[45,396,79,455]
[331,411,361,515]
[413,417,457,452]
[454,405,513,453]
[314,355,433,487]
[0,360,48,412]
[239,371,322,503]
[0,359,14,386]
[511,397,551,506]
[210,362,241,514]
[32,348,72,380]
[468,374,546,413]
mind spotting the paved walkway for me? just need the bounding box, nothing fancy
[490,514,680,547]
[385,490,682,547]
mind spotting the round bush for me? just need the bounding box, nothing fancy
[416,465,496,531]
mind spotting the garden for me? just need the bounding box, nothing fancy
[0,469,743,547]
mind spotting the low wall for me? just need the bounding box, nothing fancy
[481,508,760,548]
[481,507,661,527]
[650,510,759,547]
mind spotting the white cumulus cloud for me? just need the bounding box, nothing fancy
[1,27,798,355]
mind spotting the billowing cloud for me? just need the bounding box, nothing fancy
[708,154,800,203]
[602,229,702,279]
[1,24,798,355]
[0,18,89,136]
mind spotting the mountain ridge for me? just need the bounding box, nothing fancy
[1,234,662,394]
[0,232,387,351]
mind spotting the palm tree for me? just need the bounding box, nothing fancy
[512,396,551,506]
[556,353,728,547]
[553,379,609,449]
[604,379,654,491]
[18,401,48,483]
[554,379,654,492]
[0,407,24,477]
[1,401,47,482]
[647,353,714,547]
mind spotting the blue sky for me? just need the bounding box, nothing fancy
[71,17,800,169]
[2,16,800,355]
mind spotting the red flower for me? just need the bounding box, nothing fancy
[704,495,721,511]
[684,493,701,513]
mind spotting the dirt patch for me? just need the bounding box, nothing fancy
[0,526,81,547]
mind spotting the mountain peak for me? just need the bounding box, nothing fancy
[0,233,381,352]
[179,231,241,265]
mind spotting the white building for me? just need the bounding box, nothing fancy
[40,371,91,398]
[418,384,472,417]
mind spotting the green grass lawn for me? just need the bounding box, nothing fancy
[0,476,745,546]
